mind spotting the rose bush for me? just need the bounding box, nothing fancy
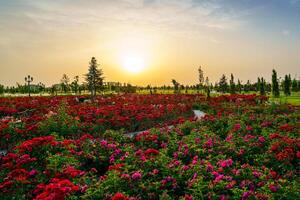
[0,94,299,199]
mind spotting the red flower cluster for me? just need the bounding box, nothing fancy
[16,136,56,153]
[34,178,80,200]
[112,192,127,200]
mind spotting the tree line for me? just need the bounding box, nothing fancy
[0,58,299,98]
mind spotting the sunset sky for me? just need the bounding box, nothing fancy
[0,0,300,86]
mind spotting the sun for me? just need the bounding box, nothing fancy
[120,53,147,74]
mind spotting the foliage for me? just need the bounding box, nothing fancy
[219,74,228,93]
[272,69,280,97]
[0,94,299,200]
[85,57,104,98]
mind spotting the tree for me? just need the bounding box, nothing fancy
[291,78,298,92]
[146,85,152,94]
[61,74,70,93]
[71,76,79,94]
[85,57,104,98]
[219,74,228,93]
[244,80,251,93]
[259,77,266,95]
[229,73,236,94]
[38,82,45,94]
[205,77,210,98]
[272,69,280,97]
[198,66,204,92]
[237,79,242,93]
[171,79,180,94]
[0,84,4,95]
[283,74,291,96]
[256,77,261,92]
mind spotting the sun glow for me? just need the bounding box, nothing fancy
[121,53,146,73]
[115,31,155,74]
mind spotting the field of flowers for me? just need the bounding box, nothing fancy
[0,94,299,199]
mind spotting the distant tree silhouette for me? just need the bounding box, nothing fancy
[244,80,251,93]
[219,74,228,93]
[259,77,266,95]
[171,79,180,94]
[50,85,57,96]
[291,78,298,92]
[256,77,261,92]
[71,76,79,94]
[146,85,152,94]
[60,74,70,93]
[38,82,45,94]
[205,77,210,98]
[198,66,204,92]
[85,57,104,99]
[0,84,4,95]
[272,69,280,97]
[283,74,291,96]
[229,73,236,94]
[237,79,242,93]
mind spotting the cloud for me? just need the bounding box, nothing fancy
[8,0,244,33]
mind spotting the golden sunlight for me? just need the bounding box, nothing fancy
[117,32,151,74]
[120,52,146,73]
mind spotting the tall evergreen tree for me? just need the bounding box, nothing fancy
[0,84,4,95]
[205,77,210,98]
[272,69,280,97]
[237,79,242,93]
[291,78,298,92]
[256,77,261,92]
[229,73,236,94]
[219,74,228,93]
[283,74,291,96]
[198,66,204,92]
[259,77,266,95]
[85,57,104,98]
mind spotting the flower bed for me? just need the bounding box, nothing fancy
[0,94,299,199]
[0,94,203,149]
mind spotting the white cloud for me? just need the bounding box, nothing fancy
[19,0,243,33]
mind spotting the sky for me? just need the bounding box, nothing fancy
[0,0,300,86]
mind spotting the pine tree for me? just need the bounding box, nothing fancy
[256,77,261,92]
[85,57,104,98]
[219,74,228,93]
[205,77,210,98]
[237,79,242,94]
[283,74,291,96]
[291,78,298,92]
[272,69,280,97]
[259,77,266,95]
[198,66,204,92]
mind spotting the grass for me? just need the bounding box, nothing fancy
[269,94,300,105]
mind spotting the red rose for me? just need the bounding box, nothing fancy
[112,192,127,200]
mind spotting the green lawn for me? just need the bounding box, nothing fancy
[269,92,300,105]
